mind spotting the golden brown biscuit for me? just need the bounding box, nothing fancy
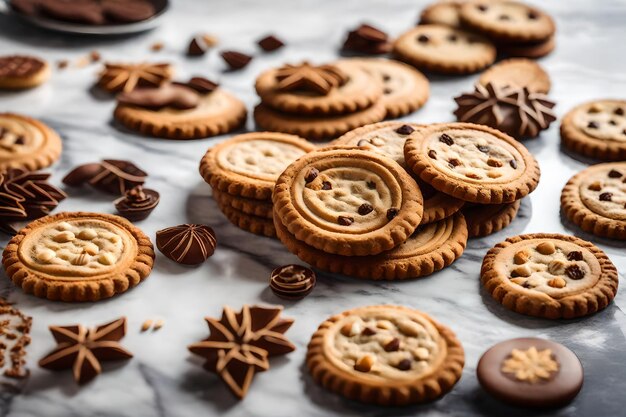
[0,55,50,90]
[217,199,276,238]
[478,58,551,94]
[463,199,521,238]
[212,189,273,219]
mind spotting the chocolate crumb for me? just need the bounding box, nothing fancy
[509,160,518,169]
[384,338,400,352]
[366,181,376,189]
[361,327,377,336]
[57,60,69,69]
[417,34,429,43]
[614,108,624,116]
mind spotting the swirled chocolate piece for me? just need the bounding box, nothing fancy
[269,264,316,300]
[63,159,147,195]
[116,84,200,110]
[156,224,216,265]
[114,185,159,221]
[342,24,392,55]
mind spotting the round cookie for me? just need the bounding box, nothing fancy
[199,132,315,200]
[0,55,50,90]
[334,122,465,224]
[0,113,62,172]
[114,87,247,140]
[478,58,551,94]
[216,199,276,238]
[560,100,626,161]
[275,211,467,280]
[561,162,626,240]
[212,189,273,219]
[306,305,465,406]
[2,212,155,302]
[253,102,387,141]
[340,58,430,118]
[477,338,583,408]
[419,1,463,27]
[255,61,383,115]
[481,233,619,319]
[463,199,521,238]
[459,1,555,43]
[404,123,540,204]
[498,36,556,59]
[393,24,496,75]
[273,147,424,256]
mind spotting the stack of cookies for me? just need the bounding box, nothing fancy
[199,132,315,237]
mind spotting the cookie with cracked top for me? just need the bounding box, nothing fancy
[481,233,618,319]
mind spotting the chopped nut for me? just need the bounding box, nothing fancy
[37,249,56,263]
[53,231,75,243]
[547,260,566,275]
[548,277,566,288]
[588,181,602,191]
[511,265,532,278]
[466,172,481,179]
[536,241,556,255]
[141,320,152,332]
[487,158,503,167]
[376,320,394,330]
[354,354,375,372]
[77,229,98,240]
[513,250,529,264]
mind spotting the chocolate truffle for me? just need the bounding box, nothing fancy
[156,224,216,265]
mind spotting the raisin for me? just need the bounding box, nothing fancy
[565,265,585,280]
[567,251,583,261]
[304,168,319,183]
[608,170,622,178]
[439,133,454,145]
[338,216,354,226]
[387,208,399,220]
[358,203,374,215]
[322,181,332,190]
[396,359,412,371]
[599,192,613,201]
[428,150,437,159]
[395,124,415,135]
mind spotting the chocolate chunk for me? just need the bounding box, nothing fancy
[221,51,252,70]
[528,11,539,19]
[587,121,599,129]
[395,124,415,135]
[14,136,25,145]
[565,265,585,280]
[384,338,400,352]
[257,35,285,52]
[428,150,437,159]
[396,358,412,371]
[304,168,319,183]
[609,120,617,126]
[417,34,429,43]
[447,34,458,42]
[117,84,200,110]
[187,37,209,56]
[366,181,376,189]
[342,24,391,55]
[338,216,354,226]
[177,77,219,94]
[114,185,159,221]
[358,203,374,215]
[103,0,156,24]
[614,107,624,116]
[386,208,399,220]
[439,133,454,145]
[321,181,332,190]
[599,192,613,201]
[448,158,461,168]
[509,160,518,169]
[361,327,377,336]
[608,169,623,178]
[567,251,583,261]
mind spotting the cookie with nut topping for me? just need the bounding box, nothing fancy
[306,305,464,406]
[561,162,626,240]
[481,233,618,319]
[2,212,154,302]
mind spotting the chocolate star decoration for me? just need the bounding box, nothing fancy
[38,317,133,385]
[98,62,173,93]
[274,62,349,95]
[188,305,295,399]
[454,83,556,139]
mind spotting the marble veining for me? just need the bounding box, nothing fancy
[0,0,625,416]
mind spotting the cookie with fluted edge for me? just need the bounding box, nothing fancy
[255,61,382,116]
[560,100,626,161]
[254,102,386,141]
[114,88,246,140]
[404,123,540,204]
[463,199,521,238]
[478,58,551,94]
[393,24,496,75]
[273,147,423,256]
[275,211,467,280]
[459,1,555,44]
[333,122,464,224]
[199,132,315,200]
[216,199,276,238]
[212,189,273,219]
[0,55,50,90]
[499,36,556,59]
[0,113,62,172]
[481,233,618,319]
[419,1,463,27]
[339,58,430,118]
[2,212,154,302]
[561,162,626,240]
[306,305,465,406]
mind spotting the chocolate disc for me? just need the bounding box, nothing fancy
[269,264,316,300]
[477,337,583,408]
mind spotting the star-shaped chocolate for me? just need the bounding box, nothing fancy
[38,317,133,385]
[274,62,349,95]
[454,83,556,139]
[188,305,295,399]
[63,159,148,195]
[98,62,173,94]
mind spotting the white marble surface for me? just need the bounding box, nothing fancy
[0,0,625,416]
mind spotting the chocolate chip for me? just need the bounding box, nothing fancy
[428,150,437,159]
[396,359,412,371]
[384,338,400,352]
[447,34,458,42]
[587,121,599,129]
[387,208,399,220]
[608,169,623,178]
[322,181,332,190]
[477,4,488,11]
[477,144,490,153]
[614,108,624,116]
[338,216,354,226]
[417,34,429,43]
[565,265,585,280]
[358,203,374,215]
[14,136,25,145]
[304,168,319,183]
[367,181,376,189]
[499,14,511,21]
[567,251,583,261]
[528,11,539,19]
[439,133,454,145]
[448,158,461,168]
[361,327,377,336]
[395,124,415,135]
[609,120,618,126]
[509,160,518,169]
[522,281,532,288]
[382,74,391,82]
[599,192,613,201]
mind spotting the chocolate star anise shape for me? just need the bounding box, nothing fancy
[275,62,349,95]
[188,305,295,399]
[39,317,133,385]
[98,62,173,94]
[63,159,147,195]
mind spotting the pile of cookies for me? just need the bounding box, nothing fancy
[199,132,315,237]
[253,59,429,140]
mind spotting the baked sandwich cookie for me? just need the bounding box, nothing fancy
[0,113,62,172]
[560,100,626,161]
[306,305,464,406]
[0,55,50,90]
[273,147,423,256]
[481,233,619,319]
[2,212,154,302]
[561,162,626,240]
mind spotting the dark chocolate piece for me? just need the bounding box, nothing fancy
[156,224,217,265]
[114,185,159,221]
[221,51,252,70]
[257,35,285,52]
[269,264,316,300]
